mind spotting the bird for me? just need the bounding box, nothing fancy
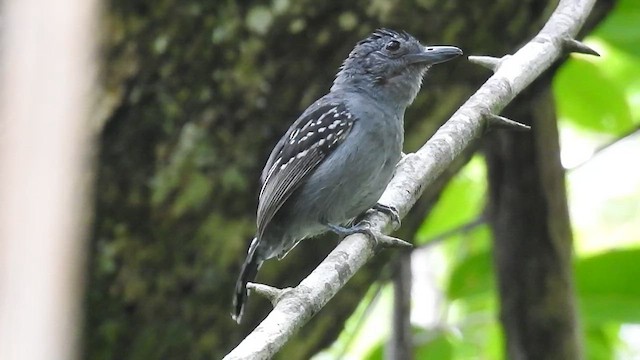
[232,29,462,323]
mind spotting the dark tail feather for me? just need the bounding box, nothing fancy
[232,237,261,324]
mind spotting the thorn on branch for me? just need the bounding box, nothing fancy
[468,55,511,72]
[486,113,531,131]
[376,233,413,249]
[247,283,287,307]
[562,38,600,56]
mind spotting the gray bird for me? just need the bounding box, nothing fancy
[233,29,461,323]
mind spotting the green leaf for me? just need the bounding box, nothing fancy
[363,331,454,360]
[575,248,640,324]
[554,58,633,135]
[416,156,486,244]
[589,42,640,99]
[447,249,495,301]
[450,319,503,359]
[594,0,640,57]
[415,333,454,360]
[584,324,619,360]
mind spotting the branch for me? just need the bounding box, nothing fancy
[416,216,486,249]
[569,123,640,170]
[225,0,597,358]
[415,123,640,249]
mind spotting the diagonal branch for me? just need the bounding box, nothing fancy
[224,0,597,358]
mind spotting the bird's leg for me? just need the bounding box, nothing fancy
[327,222,412,249]
[371,203,401,227]
[327,222,376,241]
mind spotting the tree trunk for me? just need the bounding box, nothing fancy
[485,83,581,359]
[388,252,413,360]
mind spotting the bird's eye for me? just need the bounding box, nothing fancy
[385,40,400,51]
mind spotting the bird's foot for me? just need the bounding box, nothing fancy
[327,222,412,249]
[370,203,401,227]
[327,222,375,240]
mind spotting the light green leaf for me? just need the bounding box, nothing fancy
[450,319,503,359]
[416,156,486,244]
[363,331,454,360]
[575,248,640,324]
[584,324,619,360]
[446,250,494,301]
[415,333,454,360]
[594,0,640,57]
[554,58,633,134]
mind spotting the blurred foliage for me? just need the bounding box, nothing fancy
[576,249,640,325]
[557,2,640,357]
[415,156,487,245]
[365,330,455,359]
[555,59,633,134]
[555,0,640,134]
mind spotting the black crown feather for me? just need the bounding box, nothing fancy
[357,28,411,45]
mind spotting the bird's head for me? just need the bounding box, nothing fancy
[332,29,462,107]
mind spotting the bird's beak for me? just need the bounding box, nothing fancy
[405,46,463,66]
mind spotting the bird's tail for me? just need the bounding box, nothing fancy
[232,237,261,324]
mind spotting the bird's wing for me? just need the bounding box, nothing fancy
[257,102,355,239]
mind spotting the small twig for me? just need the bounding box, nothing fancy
[486,113,531,131]
[561,37,600,56]
[247,283,288,307]
[416,216,486,249]
[336,283,384,358]
[376,233,413,249]
[468,55,511,72]
[568,124,640,171]
[414,124,640,248]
